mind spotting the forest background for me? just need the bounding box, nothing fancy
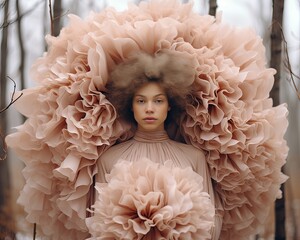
[0,0,299,239]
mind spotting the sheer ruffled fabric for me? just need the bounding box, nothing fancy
[93,129,223,239]
[5,0,288,239]
[87,158,215,240]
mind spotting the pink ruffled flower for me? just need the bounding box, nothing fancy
[86,158,215,240]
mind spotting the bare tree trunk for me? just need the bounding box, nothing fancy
[270,0,286,239]
[16,0,26,124]
[53,0,62,37]
[270,0,284,106]
[0,0,16,238]
[16,0,25,90]
[0,0,10,201]
[208,0,218,16]
[43,1,49,51]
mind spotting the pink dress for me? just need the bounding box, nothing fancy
[96,129,223,239]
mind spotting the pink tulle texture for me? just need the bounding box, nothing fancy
[86,158,215,240]
[5,0,288,239]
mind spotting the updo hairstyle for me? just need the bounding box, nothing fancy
[107,50,197,125]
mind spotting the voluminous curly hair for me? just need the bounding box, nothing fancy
[107,50,197,126]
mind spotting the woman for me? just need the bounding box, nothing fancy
[93,50,223,239]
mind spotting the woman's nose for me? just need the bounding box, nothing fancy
[145,102,154,113]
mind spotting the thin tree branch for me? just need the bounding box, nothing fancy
[0,0,43,29]
[0,0,6,8]
[281,28,300,100]
[270,19,300,101]
[0,77,23,114]
[0,77,22,161]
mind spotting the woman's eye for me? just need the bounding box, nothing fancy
[136,99,145,104]
[155,99,163,103]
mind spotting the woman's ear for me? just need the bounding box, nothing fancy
[168,106,171,111]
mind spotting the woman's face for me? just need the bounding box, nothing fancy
[132,82,170,132]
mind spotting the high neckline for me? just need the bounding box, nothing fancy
[133,129,170,143]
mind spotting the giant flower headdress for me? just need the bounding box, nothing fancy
[6,0,288,239]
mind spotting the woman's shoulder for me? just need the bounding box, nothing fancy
[169,139,206,159]
[99,139,134,161]
[169,139,201,151]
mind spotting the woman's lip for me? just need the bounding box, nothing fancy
[143,117,156,120]
[143,117,157,123]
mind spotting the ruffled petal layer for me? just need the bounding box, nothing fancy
[6,0,288,239]
[86,158,215,240]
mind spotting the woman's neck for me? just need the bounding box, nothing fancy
[134,129,169,142]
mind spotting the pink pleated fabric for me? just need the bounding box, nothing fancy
[90,130,222,239]
[5,0,288,239]
[88,147,216,239]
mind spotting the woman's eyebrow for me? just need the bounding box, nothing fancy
[134,93,166,97]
